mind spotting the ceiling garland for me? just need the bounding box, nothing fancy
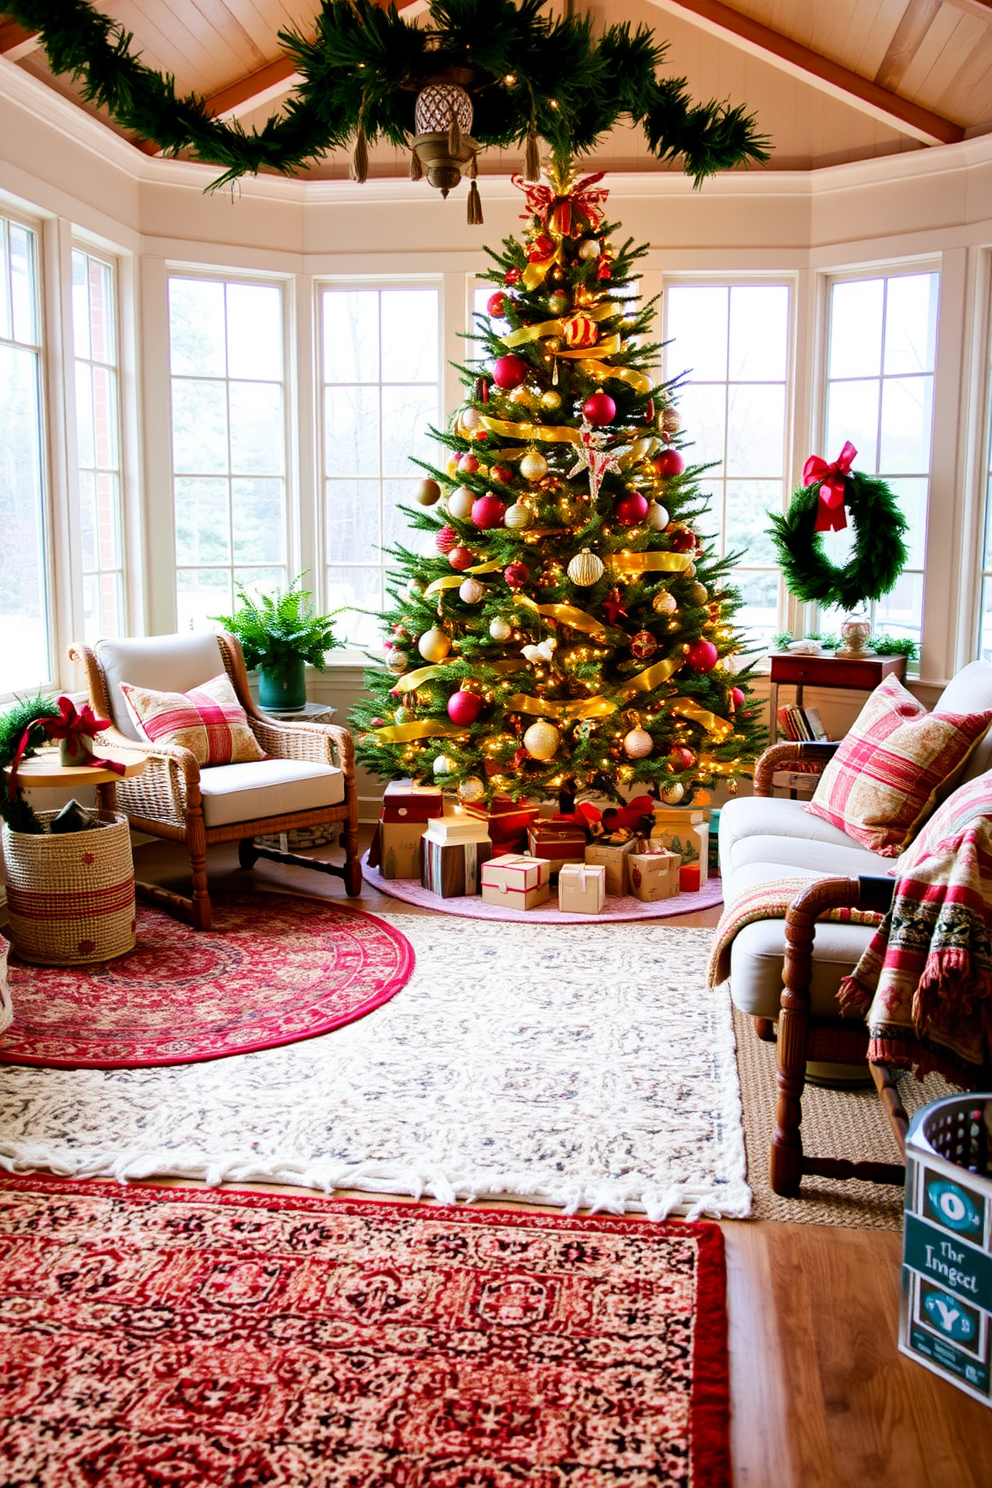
[3,0,771,196]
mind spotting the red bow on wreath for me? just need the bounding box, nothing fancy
[7,696,125,799]
[511,172,609,234]
[802,441,857,532]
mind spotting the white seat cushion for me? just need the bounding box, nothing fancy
[198,759,345,828]
[719,796,884,901]
[96,633,227,741]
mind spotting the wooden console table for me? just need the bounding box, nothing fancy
[768,651,907,744]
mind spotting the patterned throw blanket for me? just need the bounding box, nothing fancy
[706,878,882,989]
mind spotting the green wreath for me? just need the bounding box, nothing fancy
[767,471,909,612]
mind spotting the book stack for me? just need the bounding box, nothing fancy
[776,704,828,743]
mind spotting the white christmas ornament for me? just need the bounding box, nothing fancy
[652,589,678,616]
[448,486,476,521]
[662,781,686,804]
[458,776,486,802]
[521,638,557,665]
[577,239,600,260]
[647,502,669,531]
[461,407,483,432]
[567,549,605,587]
[623,728,654,759]
[459,577,485,604]
[489,617,513,642]
[386,649,409,673]
[504,502,532,530]
[520,450,548,482]
[418,627,451,662]
[433,754,456,775]
[523,720,561,761]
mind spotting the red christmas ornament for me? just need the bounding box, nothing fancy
[668,526,697,553]
[645,398,655,423]
[471,495,506,530]
[491,463,514,485]
[447,690,484,726]
[630,630,658,660]
[458,452,480,475]
[596,256,613,281]
[436,525,458,554]
[392,624,408,638]
[669,745,695,770]
[583,392,616,427]
[562,313,598,350]
[493,355,529,390]
[487,291,508,319]
[370,717,385,727]
[526,233,555,262]
[653,447,685,478]
[615,492,649,527]
[448,545,475,571]
[504,561,529,590]
[686,639,719,673]
[730,686,746,713]
[504,267,522,286]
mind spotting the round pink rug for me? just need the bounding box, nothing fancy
[0,891,415,1070]
[362,853,723,922]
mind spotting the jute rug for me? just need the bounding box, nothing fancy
[0,921,749,1220]
[0,1175,731,1488]
[0,893,415,1069]
[734,1005,953,1229]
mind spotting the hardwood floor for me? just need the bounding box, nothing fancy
[94,835,992,1480]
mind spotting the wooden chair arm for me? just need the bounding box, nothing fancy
[782,875,893,1016]
[753,740,841,796]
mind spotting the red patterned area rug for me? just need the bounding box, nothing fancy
[0,1176,731,1488]
[0,893,414,1071]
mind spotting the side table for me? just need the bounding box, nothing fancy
[260,702,337,725]
[767,651,907,744]
[255,703,340,852]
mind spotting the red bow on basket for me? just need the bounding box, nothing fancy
[803,441,857,532]
[511,172,609,234]
[7,696,125,800]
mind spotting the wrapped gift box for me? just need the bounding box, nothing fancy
[369,780,444,879]
[629,849,681,902]
[650,808,709,891]
[428,812,493,846]
[525,823,587,880]
[584,837,636,897]
[420,822,493,898]
[558,863,606,914]
[463,796,539,851]
[481,853,551,910]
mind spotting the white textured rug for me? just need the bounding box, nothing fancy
[0,918,750,1220]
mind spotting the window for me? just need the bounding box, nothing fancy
[168,276,288,629]
[663,282,791,647]
[72,248,125,643]
[821,270,939,650]
[321,285,441,649]
[0,214,50,695]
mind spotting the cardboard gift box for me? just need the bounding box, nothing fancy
[481,853,551,910]
[369,780,445,879]
[420,822,493,898]
[558,862,607,914]
[650,807,709,892]
[584,837,636,897]
[525,823,587,880]
[629,849,681,902]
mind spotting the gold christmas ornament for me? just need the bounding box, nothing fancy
[688,581,709,605]
[415,478,441,506]
[433,754,457,775]
[567,548,605,586]
[623,727,654,759]
[504,502,532,530]
[647,501,669,531]
[684,561,697,578]
[577,239,601,260]
[520,449,549,482]
[661,781,686,804]
[547,291,570,316]
[458,775,486,803]
[489,617,513,641]
[630,436,657,462]
[661,406,682,435]
[459,576,486,604]
[540,389,562,411]
[509,387,533,406]
[652,589,678,615]
[446,455,459,477]
[523,719,560,761]
[447,486,476,520]
[418,627,451,663]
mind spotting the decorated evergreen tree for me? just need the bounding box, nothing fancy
[353,163,765,808]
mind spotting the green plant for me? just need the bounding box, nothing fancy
[772,631,919,661]
[0,695,62,833]
[214,576,341,678]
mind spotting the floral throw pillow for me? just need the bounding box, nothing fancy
[121,673,266,767]
[805,674,992,857]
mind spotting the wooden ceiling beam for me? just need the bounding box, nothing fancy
[648,0,964,145]
[0,20,41,61]
[875,0,942,93]
[944,0,992,23]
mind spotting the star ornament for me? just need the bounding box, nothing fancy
[567,420,624,500]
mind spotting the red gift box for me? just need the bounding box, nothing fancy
[526,823,587,879]
[381,780,444,824]
[463,797,539,845]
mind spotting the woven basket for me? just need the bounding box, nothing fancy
[2,811,136,966]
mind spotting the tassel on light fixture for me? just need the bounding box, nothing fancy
[524,108,541,184]
[409,149,423,180]
[351,121,368,183]
[466,152,482,224]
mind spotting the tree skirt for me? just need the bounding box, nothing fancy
[0,893,415,1070]
[0,1176,731,1488]
[362,853,724,921]
[0,920,749,1219]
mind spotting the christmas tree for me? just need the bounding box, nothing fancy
[353,163,765,809]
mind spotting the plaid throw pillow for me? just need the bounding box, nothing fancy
[121,673,267,767]
[805,674,992,857]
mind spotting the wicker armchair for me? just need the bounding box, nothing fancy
[68,631,361,931]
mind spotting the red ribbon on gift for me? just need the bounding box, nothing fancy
[7,696,125,799]
[511,172,610,231]
[802,441,857,532]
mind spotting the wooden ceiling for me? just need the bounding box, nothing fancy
[1,0,991,175]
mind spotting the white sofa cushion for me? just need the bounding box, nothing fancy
[937,661,992,782]
[197,759,345,828]
[96,633,227,741]
[719,796,879,901]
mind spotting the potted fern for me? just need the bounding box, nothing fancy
[215,575,341,711]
